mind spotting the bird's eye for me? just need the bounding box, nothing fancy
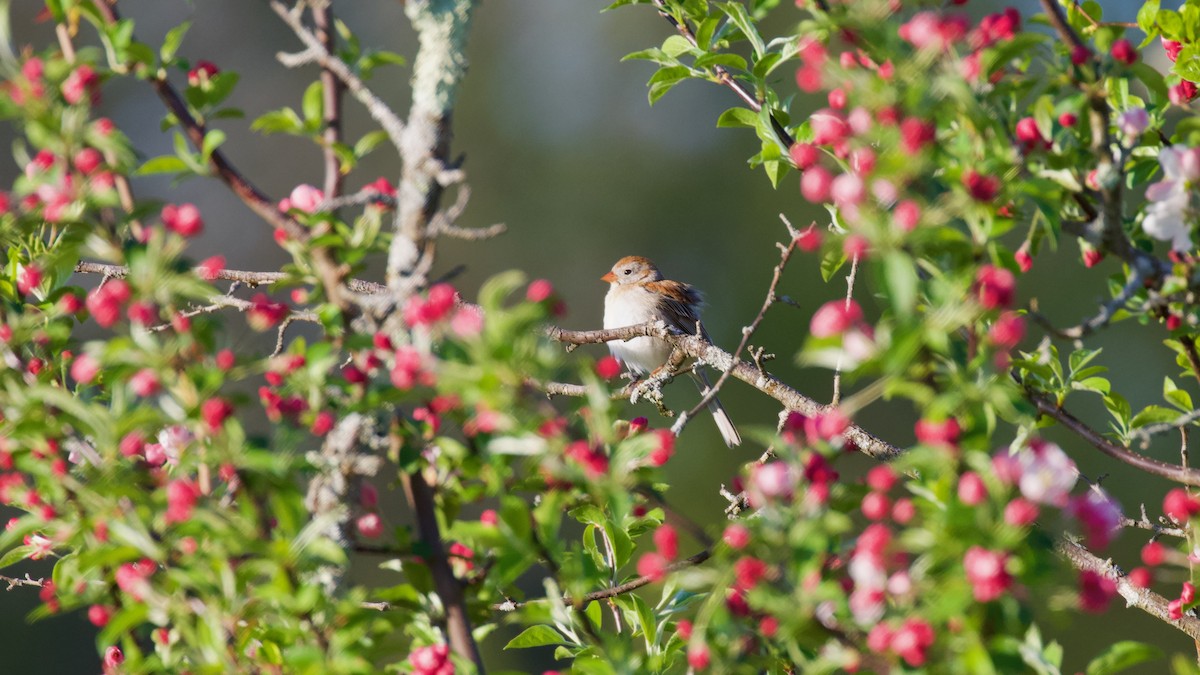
[623,269,631,275]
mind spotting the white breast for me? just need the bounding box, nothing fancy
[603,285,672,375]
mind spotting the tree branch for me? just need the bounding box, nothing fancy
[313,2,345,201]
[1057,537,1200,641]
[388,0,479,291]
[269,0,407,154]
[401,465,484,669]
[73,260,387,295]
[1029,392,1200,486]
[548,323,900,459]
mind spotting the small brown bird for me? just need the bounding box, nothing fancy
[601,256,741,447]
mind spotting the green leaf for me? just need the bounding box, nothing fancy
[1138,1,1161,35]
[1130,405,1181,428]
[647,65,691,105]
[134,155,190,175]
[883,252,918,318]
[504,625,568,649]
[820,247,847,282]
[716,107,758,128]
[661,35,693,58]
[354,130,391,158]
[1086,641,1163,675]
[201,129,226,163]
[251,109,305,135]
[1158,9,1184,40]
[1166,377,1194,411]
[0,545,34,570]
[302,81,324,128]
[160,20,191,63]
[716,1,765,58]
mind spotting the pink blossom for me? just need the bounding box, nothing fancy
[975,265,1016,309]
[893,200,921,231]
[356,512,384,538]
[391,346,434,389]
[450,305,484,337]
[187,60,219,87]
[1079,569,1117,612]
[247,293,289,331]
[723,524,750,549]
[1004,497,1039,526]
[809,109,849,145]
[1117,107,1149,141]
[890,618,935,666]
[61,65,99,105]
[130,369,161,397]
[526,279,554,302]
[636,552,667,581]
[989,311,1026,349]
[201,397,234,431]
[86,280,131,328]
[749,461,795,505]
[963,170,1000,202]
[1016,440,1077,506]
[408,643,451,675]
[964,546,1012,601]
[1111,38,1138,65]
[1067,488,1122,549]
[197,255,225,281]
[957,471,987,505]
[801,165,833,202]
[1170,80,1199,106]
[165,479,200,523]
[1144,145,1200,251]
[596,355,622,380]
[1164,487,1200,522]
[654,525,678,560]
[914,417,960,448]
[14,269,42,306]
[809,299,864,337]
[789,143,819,169]
[70,354,100,384]
[831,172,865,207]
[281,184,324,213]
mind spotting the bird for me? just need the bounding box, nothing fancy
[601,255,741,447]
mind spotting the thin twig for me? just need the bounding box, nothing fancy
[1033,268,1144,341]
[681,217,799,429]
[491,549,712,612]
[1030,392,1200,486]
[831,251,860,405]
[270,0,406,152]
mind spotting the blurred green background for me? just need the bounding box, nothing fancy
[1,0,1193,671]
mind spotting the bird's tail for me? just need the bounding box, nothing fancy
[690,369,741,448]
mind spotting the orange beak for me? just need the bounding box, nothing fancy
[601,271,616,283]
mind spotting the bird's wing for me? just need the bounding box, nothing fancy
[647,280,708,338]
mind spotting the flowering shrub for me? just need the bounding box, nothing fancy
[5,0,1200,673]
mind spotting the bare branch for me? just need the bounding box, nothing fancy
[548,323,901,459]
[74,261,387,296]
[832,250,860,405]
[1057,537,1200,641]
[313,2,346,200]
